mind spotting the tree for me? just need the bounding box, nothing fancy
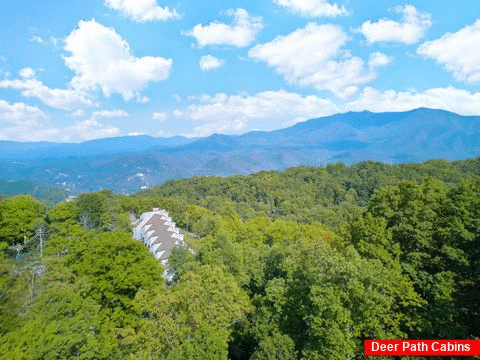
[250,331,297,360]
[0,195,46,245]
[352,178,473,338]
[133,265,253,359]
[257,243,421,359]
[0,241,19,335]
[77,193,108,230]
[64,231,165,315]
[166,323,230,360]
[0,287,117,359]
[437,180,480,337]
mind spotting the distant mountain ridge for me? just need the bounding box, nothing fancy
[0,135,195,160]
[0,108,478,193]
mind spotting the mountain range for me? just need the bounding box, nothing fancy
[0,108,478,194]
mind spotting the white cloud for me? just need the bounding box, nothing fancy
[184,8,263,48]
[71,109,85,117]
[1,118,120,143]
[199,55,225,71]
[248,23,386,97]
[174,89,339,136]
[63,19,172,101]
[31,120,121,142]
[0,100,124,142]
[91,109,129,118]
[0,99,46,127]
[368,52,393,68]
[0,76,93,110]
[60,119,121,141]
[337,86,360,100]
[50,36,60,48]
[344,86,480,115]
[30,35,46,44]
[417,19,480,84]
[172,109,183,117]
[5,84,480,141]
[105,0,179,22]
[0,56,6,63]
[54,111,125,141]
[156,129,172,137]
[273,0,348,18]
[0,100,44,141]
[128,132,147,136]
[19,67,36,79]
[356,5,432,44]
[153,112,167,121]
[30,35,60,48]
[173,94,181,102]
[174,84,480,137]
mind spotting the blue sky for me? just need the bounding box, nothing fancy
[1,0,480,142]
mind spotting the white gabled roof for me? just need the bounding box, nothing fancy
[133,208,194,281]
[155,250,166,259]
[152,243,162,253]
[147,236,158,246]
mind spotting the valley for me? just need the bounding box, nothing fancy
[1,108,478,195]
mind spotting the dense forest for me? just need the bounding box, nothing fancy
[0,158,479,359]
[0,179,72,209]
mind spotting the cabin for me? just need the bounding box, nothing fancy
[132,208,184,280]
[65,195,78,203]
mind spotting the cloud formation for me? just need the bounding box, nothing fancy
[47,119,121,142]
[417,19,480,84]
[63,19,172,102]
[0,100,44,141]
[153,112,167,121]
[30,35,46,44]
[172,83,480,137]
[273,0,348,18]
[18,67,36,79]
[368,52,393,68]
[248,23,389,97]
[173,89,339,136]
[91,109,129,119]
[0,69,93,110]
[185,8,263,47]
[104,0,180,22]
[356,5,432,44]
[346,86,480,115]
[0,99,46,127]
[199,55,225,71]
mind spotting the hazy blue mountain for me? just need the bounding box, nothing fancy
[0,135,195,160]
[0,108,478,194]
[0,141,59,159]
[167,134,241,152]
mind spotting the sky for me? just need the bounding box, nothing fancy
[1,0,480,142]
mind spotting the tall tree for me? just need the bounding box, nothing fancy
[0,195,46,245]
[133,265,253,359]
[77,193,109,230]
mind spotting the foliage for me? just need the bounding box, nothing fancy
[0,178,71,209]
[0,195,46,245]
[64,231,165,314]
[0,157,478,359]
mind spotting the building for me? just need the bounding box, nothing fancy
[132,208,185,280]
[65,195,78,203]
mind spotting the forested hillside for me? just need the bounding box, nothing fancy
[0,158,478,359]
[0,179,72,209]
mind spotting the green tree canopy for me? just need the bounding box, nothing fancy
[0,195,46,245]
